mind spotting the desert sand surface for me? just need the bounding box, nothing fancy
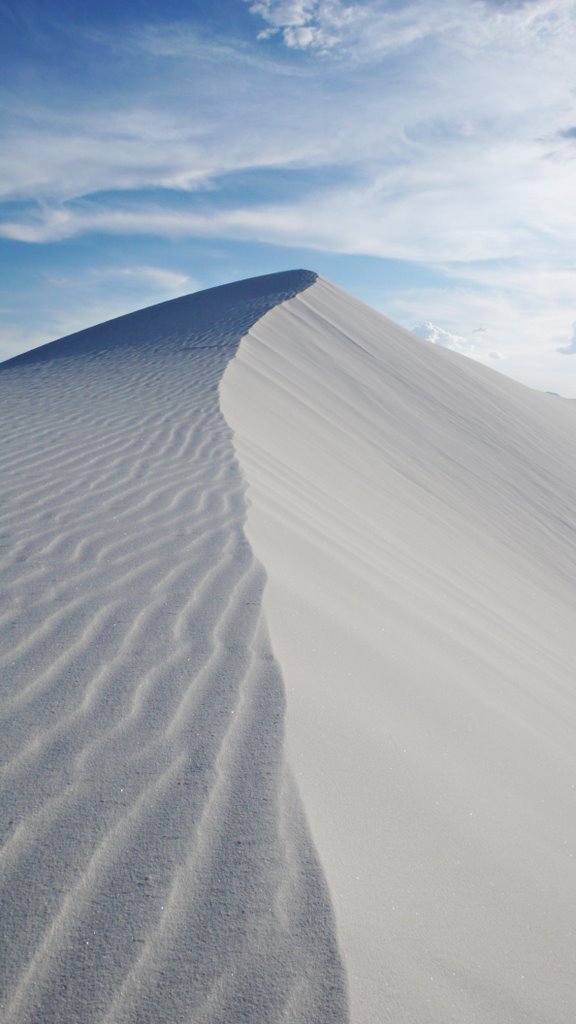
[2,269,576,1023]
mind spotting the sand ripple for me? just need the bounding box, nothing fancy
[0,272,348,1023]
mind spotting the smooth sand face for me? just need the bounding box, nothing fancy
[221,277,576,1024]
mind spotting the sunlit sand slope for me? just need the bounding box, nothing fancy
[222,276,576,1024]
[0,271,349,1024]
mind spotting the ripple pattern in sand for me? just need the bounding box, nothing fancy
[0,272,348,1024]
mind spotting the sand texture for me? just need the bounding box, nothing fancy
[0,271,348,1024]
[2,269,576,1023]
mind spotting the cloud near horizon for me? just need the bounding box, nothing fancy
[412,320,508,362]
[557,323,576,355]
[412,321,474,352]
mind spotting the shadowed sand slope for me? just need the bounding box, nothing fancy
[221,277,576,1024]
[0,271,350,1024]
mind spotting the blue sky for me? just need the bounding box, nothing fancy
[1,0,575,395]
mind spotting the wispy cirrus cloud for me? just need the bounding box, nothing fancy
[2,0,574,211]
[47,264,194,293]
[2,130,573,268]
[104,265,193,292]
[245,0,576,60]
[0,262,196,362]
[1,0,575,393]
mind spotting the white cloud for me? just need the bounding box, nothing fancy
[412,320,504,364]
[249,1,317,30]
[412,320,474,352]
[284,25,322,47]
[247,0,360,51]
[108,266,193,292]
[378,276,576,396]
[557,322,576,355]
[246,0,576,61]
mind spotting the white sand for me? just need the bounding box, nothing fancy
[0,272,347,1024]
[2,269,576,1023]
[221,277,576,1024]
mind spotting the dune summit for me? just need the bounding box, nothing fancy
[1,270,576,1024]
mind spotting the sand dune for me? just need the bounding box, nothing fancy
[1,269,576,1023]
